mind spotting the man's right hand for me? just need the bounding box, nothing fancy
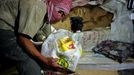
[45,57,75,74]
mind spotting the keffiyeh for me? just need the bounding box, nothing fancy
[45,0,72,23]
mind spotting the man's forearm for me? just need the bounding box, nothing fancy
[17,35,48,64]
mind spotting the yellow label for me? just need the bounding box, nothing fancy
[57,58,69,68]
[58,36,75,52]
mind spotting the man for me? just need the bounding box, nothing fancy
[0,0,72,75]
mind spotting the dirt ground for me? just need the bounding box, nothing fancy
[76,70,118,75]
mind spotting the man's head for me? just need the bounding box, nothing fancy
[45,0,72,23]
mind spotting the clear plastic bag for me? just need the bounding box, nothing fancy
[41,29,82,71]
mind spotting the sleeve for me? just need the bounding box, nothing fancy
[35,23,51,41]
[18,0,47,38]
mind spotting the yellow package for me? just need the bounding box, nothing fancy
[56,57,69,68]
[58,36,75,52]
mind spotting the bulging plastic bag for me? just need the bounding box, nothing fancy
[41,29,82,71]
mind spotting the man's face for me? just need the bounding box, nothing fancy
[50,10,66,23]
[58,10,65,18]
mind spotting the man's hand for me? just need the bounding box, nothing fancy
[44,57,75,74]
[45,57,62,70]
